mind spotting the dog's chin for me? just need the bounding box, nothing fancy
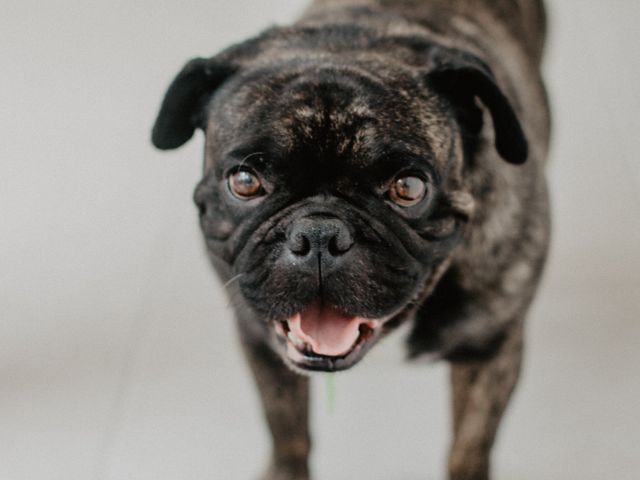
[271,302,394,372]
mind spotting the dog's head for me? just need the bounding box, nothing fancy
[151,27,526,372]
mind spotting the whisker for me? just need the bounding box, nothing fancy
[238,151,265,169]
[223,273,245,288]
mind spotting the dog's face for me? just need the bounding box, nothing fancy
[152,30,526,372]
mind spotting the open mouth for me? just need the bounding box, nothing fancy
[273,303,382,371]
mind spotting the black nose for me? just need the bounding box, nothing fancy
[287,216,354,265]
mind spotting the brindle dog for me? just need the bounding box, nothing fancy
[151,1,550,478]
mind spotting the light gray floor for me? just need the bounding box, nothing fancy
[1,1,639,479]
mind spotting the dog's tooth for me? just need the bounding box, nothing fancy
[288,331,306,349]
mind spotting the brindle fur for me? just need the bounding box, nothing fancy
[152,1,550,479]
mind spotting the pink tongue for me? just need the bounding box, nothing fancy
[288,304,372,357]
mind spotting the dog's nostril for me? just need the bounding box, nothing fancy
[328,234,352,256]
[289,233,311,256]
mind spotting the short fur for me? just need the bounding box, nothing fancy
[152,0,550,478]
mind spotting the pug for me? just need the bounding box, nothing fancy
[151,0,551,478]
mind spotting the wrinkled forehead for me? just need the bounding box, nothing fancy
[206,62,454,172]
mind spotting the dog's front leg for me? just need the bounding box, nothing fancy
[447,321,524,480]
[238,321,311,480]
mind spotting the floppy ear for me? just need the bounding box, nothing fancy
[427,53,528,164]
[151,58,235,150]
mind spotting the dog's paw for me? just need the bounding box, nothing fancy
[260,459,310,480]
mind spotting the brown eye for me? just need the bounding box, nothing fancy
[228,169,263,199]
[389,175,427,206]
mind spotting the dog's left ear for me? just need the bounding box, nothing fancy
[427,51,528,164]
[151,57,236,150]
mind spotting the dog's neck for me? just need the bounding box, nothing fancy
[301,0,546,66]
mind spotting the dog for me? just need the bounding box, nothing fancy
[151,0,550,478]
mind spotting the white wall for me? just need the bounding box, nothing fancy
[1,1,639,479]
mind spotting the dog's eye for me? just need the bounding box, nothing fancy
[389,175,427,207]
[228,169,263,199]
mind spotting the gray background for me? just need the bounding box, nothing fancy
[1,1,639,479]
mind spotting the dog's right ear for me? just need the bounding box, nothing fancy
[151,58,235,150]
